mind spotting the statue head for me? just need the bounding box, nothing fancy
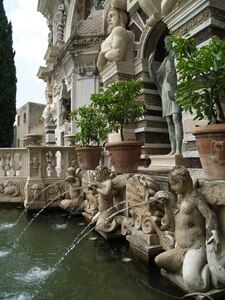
[107,8,128,34]
[164,36,172,52]
[95,166,110,182]
[169,166,193,195]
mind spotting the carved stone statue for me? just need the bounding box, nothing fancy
[153,166,221,293]
[82,170,99,220]
[89,166,127,234]
[59,80,71,124]
[148,37,183,155]
[48,24,53,46]
[97,5,133,72]
[60,167,85,214]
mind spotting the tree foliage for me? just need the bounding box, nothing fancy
[169,35,225,124]
[0,0,17,147]
[91,80,146,141]
[70,104,110,147]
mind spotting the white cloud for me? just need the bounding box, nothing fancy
[4,0,48,108]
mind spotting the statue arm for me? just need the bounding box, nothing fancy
[148,51,162,96]
[97,51,107,72]
[104,27,127,62]
[167,53,177,89]
[97,180,113,197]
[196,192,219,248]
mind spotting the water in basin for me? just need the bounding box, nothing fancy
[0,208,181,300]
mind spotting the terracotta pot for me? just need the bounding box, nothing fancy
[192,124,225,179]
[75,147,102,170]
[105,141,143,174]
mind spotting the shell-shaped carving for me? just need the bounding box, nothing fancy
[126,174,160,208]
[133,211,142,230]
[81,170,95,192]
[142,214,156,234]
[121,217,134,236]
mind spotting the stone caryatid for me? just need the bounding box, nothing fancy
[89,166,127,235]
[97,1,133,72]
[152,166,225,293]
[149,37,183,155]
[60,167,85,214]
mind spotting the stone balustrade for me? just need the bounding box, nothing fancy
[0,146,77,208]
[0,148,28,178]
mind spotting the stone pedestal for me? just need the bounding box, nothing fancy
[126,228,162,261]
[45,122,56,146]
[149,154,188,169]
[96,230,123,240]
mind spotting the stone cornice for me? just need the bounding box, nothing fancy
[37,0,56,18]
[164,0,225,32]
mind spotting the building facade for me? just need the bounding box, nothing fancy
[16,102,46,147]
[37,0,225,169]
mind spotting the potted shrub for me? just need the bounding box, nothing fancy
[91,80,146,173]
[70,104,110,170]
[170,35,225,179]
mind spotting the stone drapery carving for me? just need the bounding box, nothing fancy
[97,2,133,72]
[56,0,66,45]
[60,167,85,214]
[148,38,183,155]
[89,166,128,234]
[153,166,225,293]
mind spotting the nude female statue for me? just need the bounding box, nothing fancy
[149,38,183,155]
[154,166,219,292]
[97,7,132,72]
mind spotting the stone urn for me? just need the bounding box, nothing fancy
[192,123,225,179]
[75,147,102,170]
[105,141,144,174]
[23,134,43,147]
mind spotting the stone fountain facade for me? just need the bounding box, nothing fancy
[1,0,225,298]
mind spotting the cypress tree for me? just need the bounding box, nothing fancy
[0,0,17,147]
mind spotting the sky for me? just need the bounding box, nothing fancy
[4,0,48,109]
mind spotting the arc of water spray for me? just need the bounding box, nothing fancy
[54,200,146,268]
[15,179,66,225]
[12,188,74,250]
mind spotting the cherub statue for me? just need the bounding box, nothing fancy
[60,167,85,214]
[153,166,219,292]
[89,166,127,233]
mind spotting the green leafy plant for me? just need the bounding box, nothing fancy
[70,104,110,147]
[91,80,146,141]
[169,35,225,124]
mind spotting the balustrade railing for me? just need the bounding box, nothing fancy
[0,148,28,178]
[0,146,77,181]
